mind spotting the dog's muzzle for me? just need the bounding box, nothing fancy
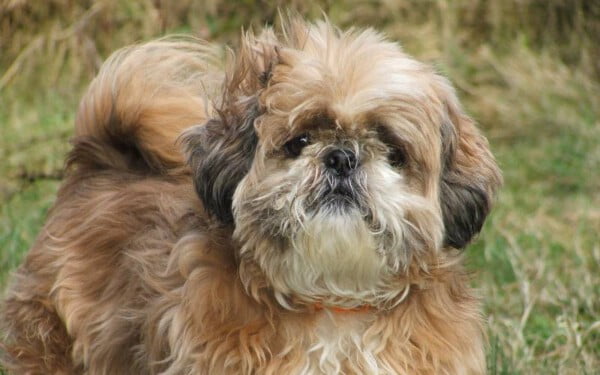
[323,148,359,177]
[313,148,364,211]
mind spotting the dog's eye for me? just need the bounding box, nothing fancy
[376,125,407,168]
[284,134,310,157]
[388,145,407,168]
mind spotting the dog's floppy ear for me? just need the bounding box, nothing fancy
[182,31,279,224]
[183,105,259,224]
[437,80,502,249]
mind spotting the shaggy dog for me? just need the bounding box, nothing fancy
[0,18,501,374]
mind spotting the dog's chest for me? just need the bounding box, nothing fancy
[301,311,390,374]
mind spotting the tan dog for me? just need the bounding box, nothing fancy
[0,18,501,374]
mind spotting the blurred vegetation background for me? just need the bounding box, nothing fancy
[1,0,598,373]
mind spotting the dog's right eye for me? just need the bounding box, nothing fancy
[284,134,310,157]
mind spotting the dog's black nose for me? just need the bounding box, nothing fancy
[323,149,358,177]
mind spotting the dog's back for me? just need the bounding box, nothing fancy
[0,39,222,374]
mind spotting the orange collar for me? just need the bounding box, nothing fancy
[313,302,373,313]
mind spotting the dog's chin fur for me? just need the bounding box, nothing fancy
[233,153,443,309]
[242,207,400,309]
[1,17,501,374]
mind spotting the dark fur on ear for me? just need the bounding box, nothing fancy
[183,31,279,224]
[183,103,259,223]
[438,83,502,249]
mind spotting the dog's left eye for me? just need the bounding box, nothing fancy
[284,134,310,157]
[388,145,407,168]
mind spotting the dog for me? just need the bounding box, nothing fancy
[0,17,501,374]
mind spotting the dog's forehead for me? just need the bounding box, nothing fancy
[258,33,443,144]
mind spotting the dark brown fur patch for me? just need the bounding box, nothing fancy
[183,105,259,223]
[439,99,502,248]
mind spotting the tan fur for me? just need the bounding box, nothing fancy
[1,18,500,374]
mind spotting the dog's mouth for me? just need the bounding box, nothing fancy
[326,183,354,200]
[309,179,363,213]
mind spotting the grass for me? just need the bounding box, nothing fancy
[1,0,599,373]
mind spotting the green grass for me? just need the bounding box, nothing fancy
[0,181,60,286]
[1,1,599,373]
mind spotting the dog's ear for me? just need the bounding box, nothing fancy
[182,105,259,224]
[437,80,502,249]
[182,32,279,224]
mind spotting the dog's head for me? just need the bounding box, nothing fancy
[183,20,501,308]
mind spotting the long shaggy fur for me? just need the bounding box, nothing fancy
[0,18,501,374]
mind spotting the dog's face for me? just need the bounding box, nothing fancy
[184,21,501,308]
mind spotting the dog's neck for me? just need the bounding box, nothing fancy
[312,302,373,314]
[236,251,416,314]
